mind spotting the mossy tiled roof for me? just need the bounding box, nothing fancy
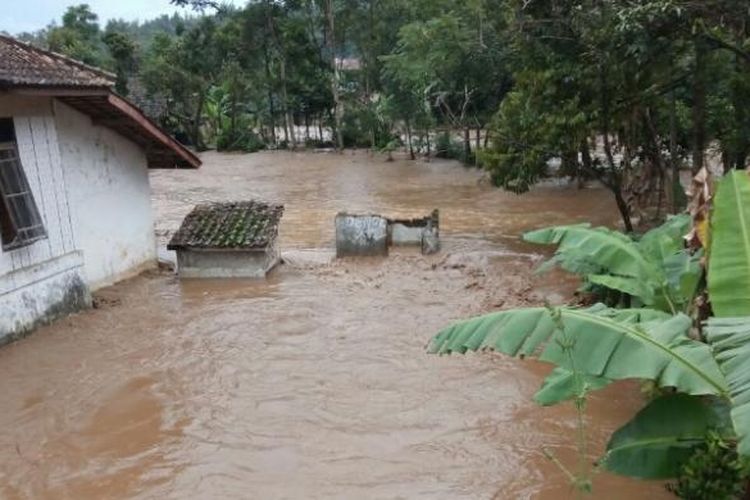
[0,34,115,88]
[167,201,284,251]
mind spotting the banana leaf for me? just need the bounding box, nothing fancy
[522,224,690,310]
[708,170,750,317]
[429,304,728,397]
[704,316,750,455]
[603,394,731,479]
[637,214,691,264]
[524,225,659,281]
[533,367,610,406]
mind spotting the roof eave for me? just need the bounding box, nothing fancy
[3,86,201,169]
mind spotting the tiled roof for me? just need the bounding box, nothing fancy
[0,35,199,169]
[167,202,284,251]
[0,34,115,89]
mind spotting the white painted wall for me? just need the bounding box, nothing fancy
[0,94,88,340]
[0,94,159,340]
[54,100,156,289]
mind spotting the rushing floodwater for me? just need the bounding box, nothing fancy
[0,151,672,499]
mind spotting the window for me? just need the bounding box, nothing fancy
[0,118,46,250]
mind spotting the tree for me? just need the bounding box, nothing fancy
[427,169,750,487]
[141,17,223,149]
[102,31,137,95]
[47,4,104,65]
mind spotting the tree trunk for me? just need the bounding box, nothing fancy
[324,0,343,151]
[406,119,415,160]
[463,127,471,164]
[262,35,276,147]
[600,66,633,231]
[614,189,634,233]
[670,90,680,213]
[279,55,296,149]
[305,111,310,142]
[692,37,707,174]
[192,91,207,151]
[579,139,593,189]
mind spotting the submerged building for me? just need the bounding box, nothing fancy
[0,35,200,343]
[167,201,284,278]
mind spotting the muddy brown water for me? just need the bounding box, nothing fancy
[0,151,672,499]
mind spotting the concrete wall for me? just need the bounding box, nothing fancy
[335,210,440,257]
[176,243,280,278]
[54,100,157,289]
[0,95,90,342]
[335,214,389,257]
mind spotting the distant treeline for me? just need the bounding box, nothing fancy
[15,1,750,230]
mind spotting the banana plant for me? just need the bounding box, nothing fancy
[428,169,750,481]
[524,214,701,313]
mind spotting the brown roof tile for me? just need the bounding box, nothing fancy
[167,202,284,251]
[0,34,115,89]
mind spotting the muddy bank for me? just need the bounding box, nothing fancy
[0,151,671,499]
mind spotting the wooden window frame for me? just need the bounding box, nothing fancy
[0,121,47,251]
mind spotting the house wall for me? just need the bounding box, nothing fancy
[0,94,90,342]
[54,100,156,289]
[176,243,280,278]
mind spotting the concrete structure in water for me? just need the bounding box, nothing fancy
[335,209,440,257]
[168,201,284,278]
[0,35,201,343]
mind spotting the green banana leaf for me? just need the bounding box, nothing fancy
[704,316,750,455]
[663,249,703,305]
[429,304,728,397]
[602,394,731,479]
[523,223,698,311]
[533,366,610,406]
[637,214,691,264]
[523,225,659,280]
[708,170,750,317]
[587,274,656,305]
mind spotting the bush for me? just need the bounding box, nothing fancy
[435,132,475,165]
[304,138,335,149]
[216,128,265,153]
[668,432,750,499]
[340,106,398,149]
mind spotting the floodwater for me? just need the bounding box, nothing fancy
[0,151,673,499]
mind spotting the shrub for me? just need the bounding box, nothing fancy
[668,432,750,499]
[216,128,265,153]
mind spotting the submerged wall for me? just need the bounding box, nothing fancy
[0,252,90,345]
[335,210,439,257]
[335,214,389,257]
[176,243,280,278]
[54,100,157,289]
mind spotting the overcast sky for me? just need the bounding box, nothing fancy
[1,0,244,34]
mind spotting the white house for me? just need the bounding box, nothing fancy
[0,35,201,343]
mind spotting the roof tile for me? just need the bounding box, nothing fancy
[0,35,114,88]
[167,202,284,251]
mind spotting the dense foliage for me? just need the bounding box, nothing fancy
[14,2,750,230]
[429,168,750,496]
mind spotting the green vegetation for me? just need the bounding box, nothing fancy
[15,1,750,231]
[13,1,750,495]
[430,169,750,496]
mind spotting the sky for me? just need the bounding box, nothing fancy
[1,0,243,34]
